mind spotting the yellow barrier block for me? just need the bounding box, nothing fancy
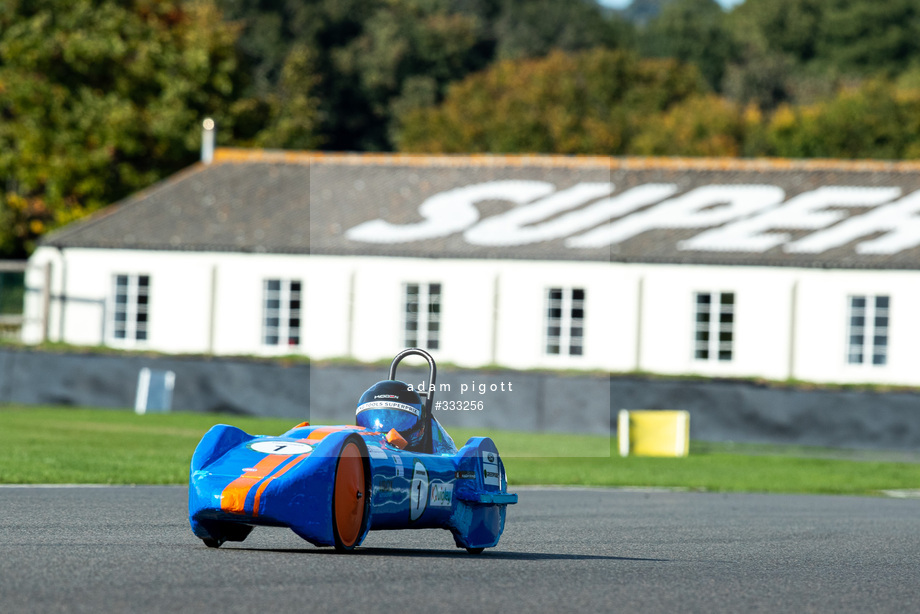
[618,410,690,457]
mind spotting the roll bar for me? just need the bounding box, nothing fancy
[388,348,437,453]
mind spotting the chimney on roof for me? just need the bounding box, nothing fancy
[201,117,216,164]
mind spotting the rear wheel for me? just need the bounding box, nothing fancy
[332,441,367,551]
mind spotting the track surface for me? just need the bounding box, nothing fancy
[1,486,918,613]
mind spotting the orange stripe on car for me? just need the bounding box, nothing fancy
[220,454,292,515]
[301,426,351,441]
[251,452,311,517]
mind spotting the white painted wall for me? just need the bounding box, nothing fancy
[638,264,796,381]
[22,246,62,344]
[349,257,496,367]
[22,247,920,387]
[793,269,920,386]
[493,259,625,371]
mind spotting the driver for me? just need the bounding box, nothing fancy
[355,380,426,450]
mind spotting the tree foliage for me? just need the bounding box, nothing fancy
[216,0,635,151]
[638,0,735,91]
[493,0,634,61]
[630,94,746,156]
[395,45,920,162]
[763,80,920,159]
[816,0,920,76]
[727,0,920,89]
[395,49,705,154]
[0,0,245,256]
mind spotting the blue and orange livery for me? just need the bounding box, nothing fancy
[189,349,517,553]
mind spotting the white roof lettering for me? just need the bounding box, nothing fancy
[567,185,784,249]
[343,180,920,257]
[782,190,920,255]
[464,183,681,247]
[465,182,614,246]
[681,186,901,253]
[345,180,553,243]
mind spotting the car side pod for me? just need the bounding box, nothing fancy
[449,437,518,553]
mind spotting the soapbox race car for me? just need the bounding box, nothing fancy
[189,348,517,553]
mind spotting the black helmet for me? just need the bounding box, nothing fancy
[356,380,424,444]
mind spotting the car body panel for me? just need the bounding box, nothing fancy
[189,423,517,551]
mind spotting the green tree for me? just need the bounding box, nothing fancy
[721,44,801,110]
[639,0,736,91]
[727,0,825,65]
[631,94,745,156]
[728,0,920,82]
[620,0,672,26]
[817,0,920,76]
[493,0,635,60]
[217,0,496,151]
[216,0,636,151]
[331,0,485,150]
[0,0,246,256]
[764,80,920,159]
[394,48,706,154]
[722,0,827,108]
[249,44,324,150]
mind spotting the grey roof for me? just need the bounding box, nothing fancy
[43,149,920,269]
[44,156,311,253]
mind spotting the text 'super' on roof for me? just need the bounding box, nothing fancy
[42,148,920,270]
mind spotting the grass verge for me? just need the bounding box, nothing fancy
[1,406,918,495]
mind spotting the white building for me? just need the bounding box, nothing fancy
[23,148,920,386]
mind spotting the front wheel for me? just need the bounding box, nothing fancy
[332,440,368,551]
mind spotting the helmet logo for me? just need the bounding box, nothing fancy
[356,400,421,417]
[374,394,399,399]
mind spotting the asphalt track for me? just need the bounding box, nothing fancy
[1,486,918,613]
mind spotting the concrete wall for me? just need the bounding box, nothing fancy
[0,349,310,419]
[2,348,920,450]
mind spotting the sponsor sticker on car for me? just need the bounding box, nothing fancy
[250,440,314,455]
[430,482,453,507]
[482,451,500,486]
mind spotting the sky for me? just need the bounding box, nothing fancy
[598,0,745,9]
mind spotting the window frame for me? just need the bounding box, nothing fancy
[262,278,302,348]
[544,287,586,357]
[846,294,889,367]
[403,282,441,351]
[109,273,150,346]
[693,291,734,363]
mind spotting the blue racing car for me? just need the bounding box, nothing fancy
[188,348,517,553]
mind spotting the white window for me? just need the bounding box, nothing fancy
[847,295,889,366]
[694,292,734,362]
[111,274,149,343]
[545,288,585,356]
[404,283,441,350]
[263,279,301,347]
